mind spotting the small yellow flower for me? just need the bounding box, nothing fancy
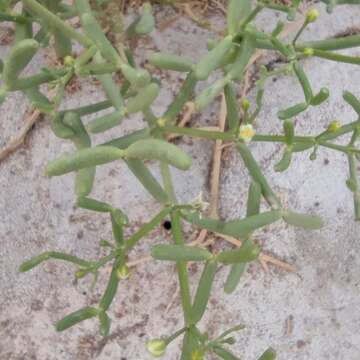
[239,124,256,143]
[64,55,75,67]
[191,349,204,360]
[146,339,167,357]
[306,9,320,23]
[116,264,130,280]
[157,118,167,128]
[303,48,314,57]
[241,98,251,111]
[327,120,342,133]
[75,269,88,279]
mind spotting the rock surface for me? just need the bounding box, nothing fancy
[1,4,360,360]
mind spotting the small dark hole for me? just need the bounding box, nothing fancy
[163,220,172,230]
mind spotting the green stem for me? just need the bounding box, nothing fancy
[236,142,281,208]
[348,154,360,220]
[125,207,171,251]
[170,210,193,326]
[163,126,235,141]
[125,159,169,204]
[48,251,92,267]
[0,12,31,23]
[239,5,263,29]
[8,69,68,91]
[292,20,308,45]
[165,327,187,345]
[92,252,117,271]
[316,121,359,141]
[298,34,360,51]
[311,48,360,65]
[318,140,360,154]
[161,162,177,203]
[163,72,197,123]
[253,134,314,143]
[23,0,92,47]
[255,34,360,51]
[99,257,122,311]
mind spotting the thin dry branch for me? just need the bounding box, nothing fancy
[0,109,42,162]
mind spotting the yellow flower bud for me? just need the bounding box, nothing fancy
[241,98,251,111]
[239,124,256,143]
[303,48,314,57]
[64,55,75,67]
[146,339,167,357]
[116,264,130,280]
[157,118,167,128]
[327,120,342,133]
[191,349,204,360]
[75,269,88,279]
[306,9,320,23]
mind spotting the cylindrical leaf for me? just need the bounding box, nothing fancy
[237,143,281,208]
[183,210,282,239]
[258,347,277,360]
[163,72,197,123]
[46,146,125,176]
[98,311,111,337]
[56,307,98,331]
[278,102,308,120]
[3,39,39,87]
[87,110,125,134]
[151,244,213,262]
[135,3,155,35]
[213,346,240,360]
[310,87,329,106]
[217,239,260,264]
[282,211,323,230]
[246,181,261,217]
[62,111,91,149]
[192,261,218,323]
[224,263,246,294]
[126,83,160,113]
[194,36,233,80]
[293,62,313,103]
[99,260,121,311]
[343,90,360,115]
[120,63,151,87]
[125,139,192,170]
[227,0,252,35]
[77,197,112,212]
[195,77,230,111]
[19,252,50,272]
[224,83,240,130]
[227,36,255,81]
[125,159,168,203]
[80,13,121,65]
[149,52,193,72]
[274,148,292,172]
[24,87,53,113]
[75,167,95,197]
[111,211,124,245]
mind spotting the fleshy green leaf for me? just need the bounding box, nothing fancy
[151,244,213,262]
[282,211,323,230]
[56,307,98,331]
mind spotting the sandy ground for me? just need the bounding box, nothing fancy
[1,3,360,360]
